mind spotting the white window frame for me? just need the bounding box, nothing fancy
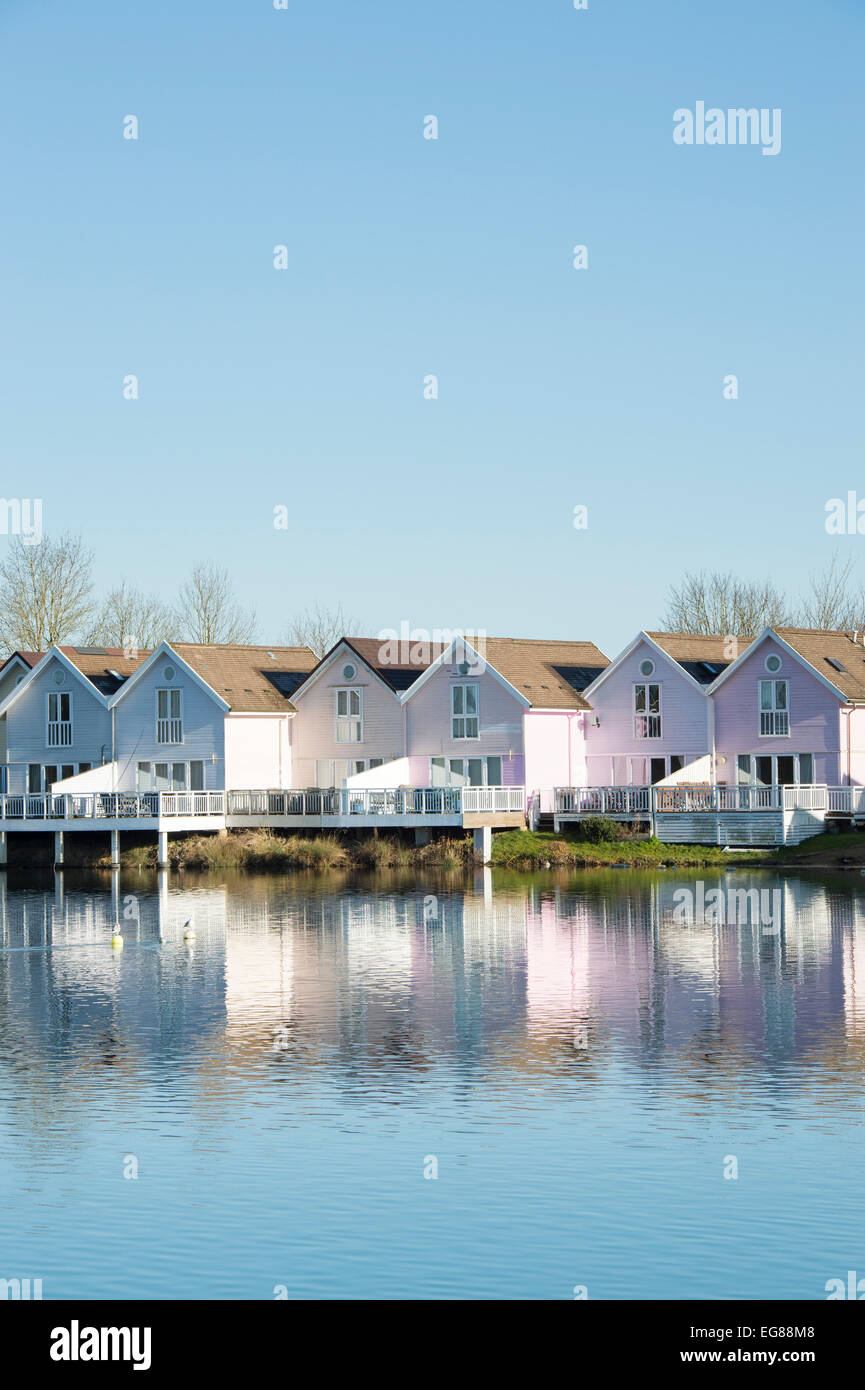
[334,687,363,743]
[136,759,204,792]
[46,690,73,748]
[41,762,85,792]
[633,682,662,739]
[156,687,183,745]
[758,679,789,737]
[451,682,479,740]
[736,752,812,786]
[431,755,502,787]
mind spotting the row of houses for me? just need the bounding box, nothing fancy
[0,623,864,848]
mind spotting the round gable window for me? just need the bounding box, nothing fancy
[342,663,356,680]
[53,668,66,685]
[765,654,782,673]
[163,664,176,681]
[639,659,655,677]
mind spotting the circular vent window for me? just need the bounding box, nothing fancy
[639,659,655,677]
[164,664,176,681]
[342,663,356,680]
[53,668,66,685]
[765,654,782,673]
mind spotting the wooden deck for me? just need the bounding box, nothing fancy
[0,786,526,834]
[552,784,846,847]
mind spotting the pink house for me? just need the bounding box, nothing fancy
[288,633,610,808]
[579,631,734,786]
[708,628,865,788]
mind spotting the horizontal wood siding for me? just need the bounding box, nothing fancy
[5,656,111,792]
[713,636,842,781]
[406,660,525,762]
[585,639,710,763]
[292,646,404,787]
[113,659,225,784]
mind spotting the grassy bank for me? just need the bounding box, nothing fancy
[116,828,477,872]
[488,828,752,868]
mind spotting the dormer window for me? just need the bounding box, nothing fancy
[156,688,183,744]
[46,691,72,747]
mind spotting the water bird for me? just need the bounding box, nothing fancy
[183,918,195,942]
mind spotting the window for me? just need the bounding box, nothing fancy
[765,653,782,673]
[432,755,502,787]
[451,683,479,739]
[0,767,6,794]
[47,691,72,747]
[335,688,362,742]
[737,753,813,786]
[316,758,351,787]
[37,764,81,792]
[759,680,789,736]
[639,658,655,677]
[634,683,661,738]
[156,688,183,744]
[137,760,205,793]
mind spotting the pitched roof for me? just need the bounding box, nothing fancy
[771,628,865,700]
[58,645,153,694]
[0,650,42,674]
[480,638,610,710]
[646,631,753,685]
[169,643,319,711]
[344,637,448,691]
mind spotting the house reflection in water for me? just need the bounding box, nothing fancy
[2,870,865,1089]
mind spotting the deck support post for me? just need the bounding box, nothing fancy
[414,828,431,846]
[54,830,64,871]
[110,830,121,868]
[473,825,492,863]
[157,830,169,869]
[0,830,6,869]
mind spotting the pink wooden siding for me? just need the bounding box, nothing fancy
[583,638,710,780]
[712,636,843,783]
[405,659,525,762]
[291,645,404,786]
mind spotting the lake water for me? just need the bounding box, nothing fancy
[0,865,863,1300]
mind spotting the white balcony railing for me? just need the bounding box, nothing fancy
[226,786,524,818]
[759,711,789,736]
[554,785,830,816]
[0,792,225,821]
[555,786,651,816]
[634,716,661,739]
[156,718,183,744]
[46,721,73,748]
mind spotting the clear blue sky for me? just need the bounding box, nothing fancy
[1,0,862,656]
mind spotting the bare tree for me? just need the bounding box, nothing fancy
[0,532,95,652]
[284,601,358,657]
[662,571,790,638]
[794,555,865,631]
[174,562,256,644]
[87,583,177,653]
